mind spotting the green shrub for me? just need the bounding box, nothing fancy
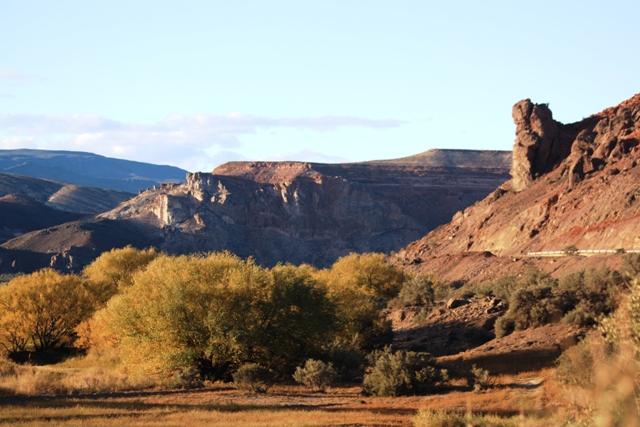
[397,274,436,307]
[558,268,623,327]
[293,359,337,392]
[495,285,575,337]
[362,347,447,396]
[495,316,515,339]
[621,253,640,281]
[563,244,579,255]
[165,367,204,389]
[470,364,491,392]
[233,363,275,393]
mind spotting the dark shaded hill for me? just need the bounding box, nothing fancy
[0,194,85,244]
[0,172,133,213]
[0,149,511,274]
[0,149,187,193]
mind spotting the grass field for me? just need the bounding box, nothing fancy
[0,369,570,427]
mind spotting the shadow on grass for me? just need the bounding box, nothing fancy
[438,347,561,376]
[0,392,420,421]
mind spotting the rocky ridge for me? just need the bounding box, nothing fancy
[0,149,510,273]
[398,94,640,283]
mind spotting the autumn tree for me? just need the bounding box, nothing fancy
[82,245,158,306]
[248,264,338,372]
[91,253,338,379]
[328,253,406,299]
[0,269,93,353]
[323,253,405,350]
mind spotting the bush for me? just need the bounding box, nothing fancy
[397,274,436,307]
[362,347,447,396]
[558,268,623,327]
[82,246,158,306]
[165,367,204,389]
[495,316,515,339]
[469,364,490,392]
[563,244,579,255]
[494,285,575,337]
[293,359,337,392]
[94,254,338,379]
[233,363,275,393]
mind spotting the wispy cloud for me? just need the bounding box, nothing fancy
[0,112,406,171]
[0,71,39,86]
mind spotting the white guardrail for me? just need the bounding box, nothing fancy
[527,249,640,256]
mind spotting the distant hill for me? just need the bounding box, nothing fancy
[0,194,85,244]
[0,149,188,193]
[0,149,511,273]
[0,172,133,213]
[364,149,511,170]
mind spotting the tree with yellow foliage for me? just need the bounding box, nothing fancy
[82,245,158,306]
[85,252,338,379]
[0,269,93,353]
[322,253,406,350]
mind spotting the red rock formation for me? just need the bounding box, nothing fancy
[398,94,640,283]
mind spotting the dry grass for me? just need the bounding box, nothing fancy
[0,357,156,396]
[0,404,411,427]
[2,355,638,426]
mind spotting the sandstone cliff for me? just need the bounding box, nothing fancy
[398,94,640,283]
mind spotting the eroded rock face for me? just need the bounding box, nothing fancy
[511,99,562,192]
[398,93,640,283]
[0,150,512,272]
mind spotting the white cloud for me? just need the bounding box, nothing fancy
[0,112,406,171]
[0,136,36,149]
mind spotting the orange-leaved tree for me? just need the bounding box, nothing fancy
[0,269,94,353]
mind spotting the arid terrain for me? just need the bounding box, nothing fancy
[2,95,640,426]
[397,93,640,285]
[0,149,510,274]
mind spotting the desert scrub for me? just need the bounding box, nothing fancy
[558,267,623,327]
[362,346,447,396]
[293,359,336,392]
[495,285,574,338]
[233,363,275,393]
[397,274,437,307]
[469,364,491,392]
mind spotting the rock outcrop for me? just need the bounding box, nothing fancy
[0,150,511,273]
[398,93,640,283]
[511,100,562,191]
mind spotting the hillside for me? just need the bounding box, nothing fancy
[0,149,187,193]
[0,194,85,244]
[0,172,133,213]
[0,149,510,273]
[397,93,640,283]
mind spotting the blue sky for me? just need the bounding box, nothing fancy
[1,1,639,172]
